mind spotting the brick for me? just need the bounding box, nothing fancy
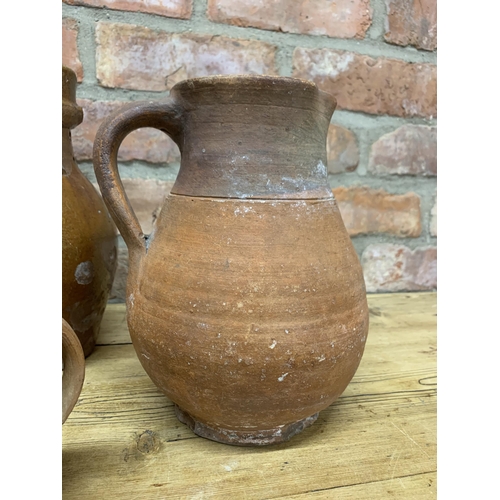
[385,0,437,51]
[430,194,437,236]
[95,22,278,91]
[93,178,174,235]
[62,18,83,82]
[368,125,437,176]
[333,186,421,237]
[73,99,180,163]
[327,125,359,174]
[362,244,436,292]
[292,48,436,118]
[62,0,192,19]
[207,0,371,39]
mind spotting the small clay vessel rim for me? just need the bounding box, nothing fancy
[62,65,75,79]
[171,74,336,105]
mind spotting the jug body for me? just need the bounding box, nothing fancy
[62,66,118,356]
[93,76,369,445]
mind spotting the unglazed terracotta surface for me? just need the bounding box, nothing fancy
[62,66,118,356]
[93,75,369,445]
[62,318,85,424]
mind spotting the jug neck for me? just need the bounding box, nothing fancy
[170,76,336,199]
[63,129,80,176]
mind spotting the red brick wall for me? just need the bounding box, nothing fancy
[62,0,437,298]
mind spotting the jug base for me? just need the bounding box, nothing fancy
[174,405,319,446]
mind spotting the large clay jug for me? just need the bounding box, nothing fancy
[62,66,118,356]
[93,76,369,446]
[62,318,85,424]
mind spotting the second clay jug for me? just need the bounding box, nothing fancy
[93,75,369,446]
[62,66,118,356]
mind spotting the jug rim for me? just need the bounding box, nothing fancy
[171,74,335,100]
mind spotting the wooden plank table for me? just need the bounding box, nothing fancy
[63,292,437,499]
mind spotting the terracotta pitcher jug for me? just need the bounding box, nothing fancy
[62,66,118,356]
[93,75,369,446]
[62,319,85,424]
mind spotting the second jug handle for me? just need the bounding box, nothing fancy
[92,98,184,263]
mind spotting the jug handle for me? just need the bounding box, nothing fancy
[62,319,85,424]
[92,99,183,263]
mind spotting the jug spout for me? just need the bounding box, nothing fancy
[169,75,336,199]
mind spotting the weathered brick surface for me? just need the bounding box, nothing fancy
[362,244,436,292]
[327,125,359,174]
[63,0,192,19]
[430,194,437,236]
[95,22,278,91]
[62,18,83,82]
[385,0,437,51]
[368,125,437,176]
[62,0,439,300]
[73,99,180,163]
[207,0,371,39]
[93,178,174,235]
[333,187,421,237]
[292,48,436,118]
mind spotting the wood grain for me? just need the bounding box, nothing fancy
[63,292,436,499]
